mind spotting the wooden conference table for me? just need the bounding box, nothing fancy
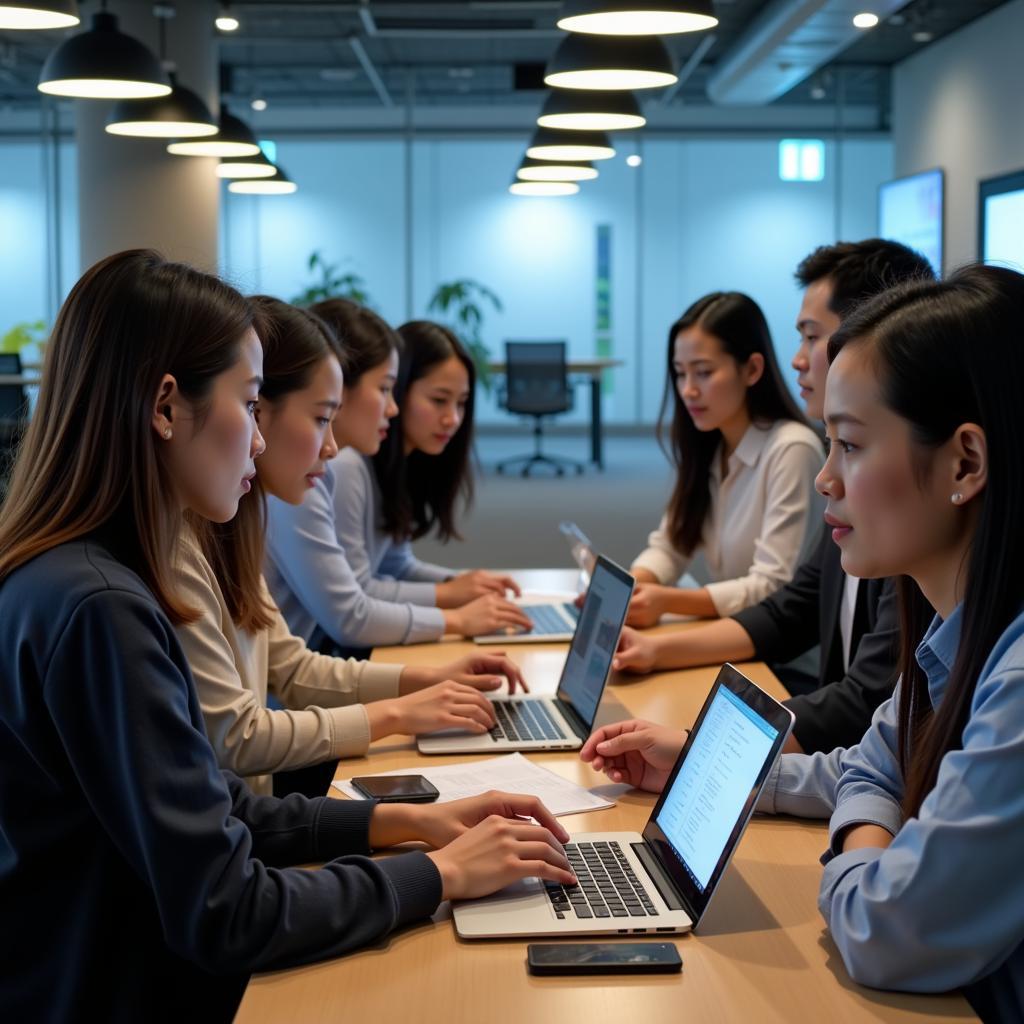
[236,571,974,1024]
[487,358,623,470]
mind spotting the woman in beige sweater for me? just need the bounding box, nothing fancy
[175,297,523,796]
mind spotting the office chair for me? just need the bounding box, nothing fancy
[495,341,584,478]
[0,353,28,502]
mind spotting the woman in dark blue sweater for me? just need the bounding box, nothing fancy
[0,250,575,1023]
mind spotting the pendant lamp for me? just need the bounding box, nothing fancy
[167,106,261,157]
[0,0,78,29]
[556,0,717,36]
[228,165,297,194]
[38,11,170,99]
[526,126,615,162]
[509,181,580,197]
[537,89,645,131]
[517,157,597,182]
[545,33,676,91]
[216,152,277,179]
[106,74,217,138]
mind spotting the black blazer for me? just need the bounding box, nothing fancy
[732,520,901,753]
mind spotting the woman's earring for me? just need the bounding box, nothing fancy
[951,492,964,504]
[163,428,173,440]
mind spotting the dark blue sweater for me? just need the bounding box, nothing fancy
[0,536,442,1022]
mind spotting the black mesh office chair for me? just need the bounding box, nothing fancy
[496,341,584,477]
[0,353,28,501]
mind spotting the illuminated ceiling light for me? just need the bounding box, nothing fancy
[537,88,645,131]
[509,181,580,196]
[228,164,297,194]
[852,12,879,29]
[545,33,676,91]
[215,3,239,32]
[626,154,642,167]
[517,157,598,182]
[38,11,170,99]
[105,74,217,138]
[167,106,261,157]
[557,0,716,36]
[216,152,277,179]
[251,97,267,111]
[0,1,78,30]
[526,126,615,162]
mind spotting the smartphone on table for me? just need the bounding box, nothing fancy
[527,943,682,976]
[350,775,440,803]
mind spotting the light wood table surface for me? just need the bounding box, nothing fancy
[236,573,975,1024]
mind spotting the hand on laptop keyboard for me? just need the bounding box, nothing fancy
[446,594,534,637]
[425,794,576,900]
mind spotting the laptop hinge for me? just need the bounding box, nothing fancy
[558,701,590,742]
[631,842,687,913]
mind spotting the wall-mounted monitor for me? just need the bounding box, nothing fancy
[979,168,1024,271]
[878,168,944,276]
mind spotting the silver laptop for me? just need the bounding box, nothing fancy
[474,522,596,645]
[452,664,794,938]
[419,555,633,755]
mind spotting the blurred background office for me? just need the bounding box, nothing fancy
[2,0,1023,567]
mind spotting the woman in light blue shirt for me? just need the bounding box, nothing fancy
[265,303,530,653]
[580,265,1024,1022]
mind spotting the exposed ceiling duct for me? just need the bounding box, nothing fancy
[706,0,913,105]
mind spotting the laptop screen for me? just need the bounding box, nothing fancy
[641,664,793,925]
[555,556,634,727]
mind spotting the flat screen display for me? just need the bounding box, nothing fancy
[979,169,1024,271]
[879,168,944,276]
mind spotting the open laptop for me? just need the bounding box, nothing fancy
[452,663,794,938]
[474,522,597,645]
[418,555,633,755]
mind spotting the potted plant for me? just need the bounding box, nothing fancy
[426,279,503,390]
[1,320,48,358]
[291,251,372,307]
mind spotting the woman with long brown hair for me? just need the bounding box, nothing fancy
[581,265,1024,1022]
[176,295,529,799]
[0,251,575,1022]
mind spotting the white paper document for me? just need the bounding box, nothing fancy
[333,752,615,817]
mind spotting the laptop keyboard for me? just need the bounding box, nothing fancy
[490,700,567,743]
[544,842,659,920]
[524,603,580,634]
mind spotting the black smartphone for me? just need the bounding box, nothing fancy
[527,943,682,976]
[350,775,440,803]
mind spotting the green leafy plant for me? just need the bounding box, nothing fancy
[1,320,47,355]
[291,251,372,307]
[427,279,503,390]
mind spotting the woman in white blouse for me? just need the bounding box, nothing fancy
[627,291,823,627]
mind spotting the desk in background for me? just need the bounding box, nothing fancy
[487,358,623,470]
[236,571,975,1024]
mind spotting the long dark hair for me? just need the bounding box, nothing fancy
[373,320,475,542]
[658,292,809,556]
[194,295,343,632]
[310,298,401,387]
[827,264,1024,818]
[0,249,256,625]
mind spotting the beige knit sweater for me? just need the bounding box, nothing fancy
[174,529,402,795]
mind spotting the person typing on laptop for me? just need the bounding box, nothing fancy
[584,267,1024,1024]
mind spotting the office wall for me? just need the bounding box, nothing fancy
[0,138,77,335]
[222,134,891,424]
[892,0,1024,272]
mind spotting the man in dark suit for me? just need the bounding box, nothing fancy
[613,239,935,754]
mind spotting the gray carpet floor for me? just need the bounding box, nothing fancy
[413,432,676,572]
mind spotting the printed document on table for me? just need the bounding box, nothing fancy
[333,752,615,817]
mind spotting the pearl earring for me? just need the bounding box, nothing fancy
[951,492,964,505]
[163,428,172,440]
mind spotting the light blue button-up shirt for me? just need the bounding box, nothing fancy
[264,454,449,648]
[758,604,1024,1021]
